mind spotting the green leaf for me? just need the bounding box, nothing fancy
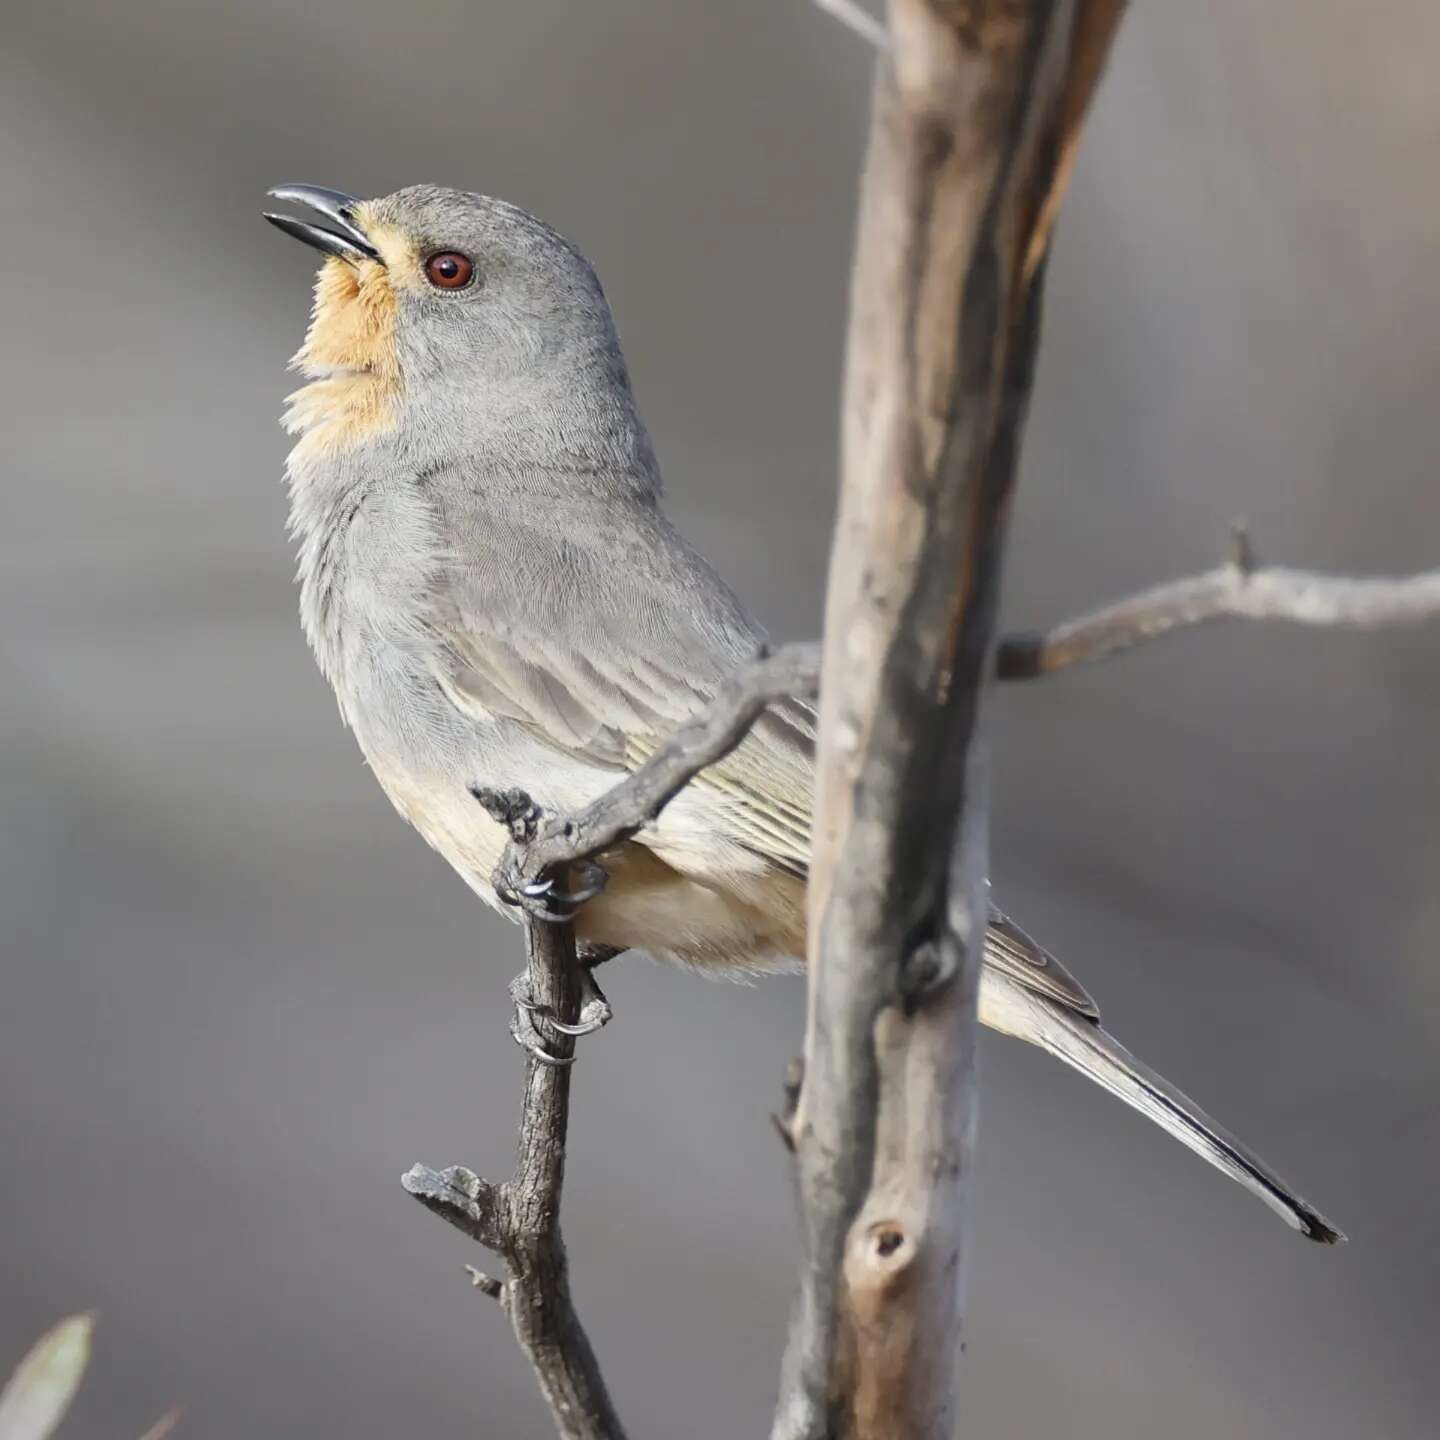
[0,1314,94,1440]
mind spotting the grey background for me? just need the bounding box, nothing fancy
[2,2,1437,1436]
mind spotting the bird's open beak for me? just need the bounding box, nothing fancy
[263,184,380,263]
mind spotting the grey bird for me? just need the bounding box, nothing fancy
[263,182,1342,1244]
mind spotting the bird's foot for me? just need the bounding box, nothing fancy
[505,858,608,920]
[471,785,610,921]
[508,968,613,1065]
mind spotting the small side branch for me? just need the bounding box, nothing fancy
[404,880,627,1440]
[997,537,1440,679]
[404,1164,503,1249]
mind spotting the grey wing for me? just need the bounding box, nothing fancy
[428,495,817,858]
[426,491,1097,1019]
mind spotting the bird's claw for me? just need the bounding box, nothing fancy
[509,1008,574,1066]
[499,858,609,921]
[549,979,613,1036]
[508,968,613,1063]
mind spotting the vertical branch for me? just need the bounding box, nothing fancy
[405,857,627,1440]
[496,910,626,1439]
[776,4,1126,1438]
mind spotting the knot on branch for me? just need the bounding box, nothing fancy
[771,1056,806,1153]
[465,1265,505,1301]
[471,785,542,843]
[845,1217,923,1316]
[993,630,1045,680]
[897,933,960,1009]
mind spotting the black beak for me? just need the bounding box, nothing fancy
[263,184,381,263]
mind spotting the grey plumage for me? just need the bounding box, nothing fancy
[267,182,1341,1243]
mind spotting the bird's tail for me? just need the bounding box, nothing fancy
[981,971,1345,1243]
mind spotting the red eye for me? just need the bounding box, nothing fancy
[424,251,474,289]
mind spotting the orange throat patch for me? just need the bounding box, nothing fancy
[283,256,401,460]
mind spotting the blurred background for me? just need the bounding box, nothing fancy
[2,1,1437,1435]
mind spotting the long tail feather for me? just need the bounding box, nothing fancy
[980,971,1344,1243]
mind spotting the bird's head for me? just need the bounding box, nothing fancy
[265,184,647,480]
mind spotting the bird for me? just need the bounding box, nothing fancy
[263,182,1342,1244]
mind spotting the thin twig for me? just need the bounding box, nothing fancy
[404,872,627,1440]
[812,0,890,51]
[996,545,1440,679]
